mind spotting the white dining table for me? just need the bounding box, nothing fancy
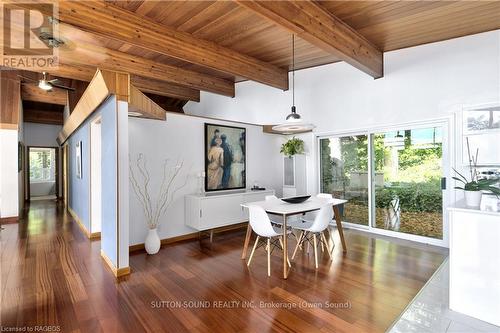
[241,196,348,279]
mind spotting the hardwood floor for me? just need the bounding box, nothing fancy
[0,200,448,332]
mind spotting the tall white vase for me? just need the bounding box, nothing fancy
[145,228,161,254]
[464,190,482,208]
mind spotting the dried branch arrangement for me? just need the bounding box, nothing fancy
[129,153,188,229]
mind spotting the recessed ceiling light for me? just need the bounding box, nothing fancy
[128,111,143,117]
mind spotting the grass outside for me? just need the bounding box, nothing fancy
[342,202,443,239]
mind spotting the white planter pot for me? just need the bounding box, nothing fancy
[145,228,161,254]
[464,190,482,208]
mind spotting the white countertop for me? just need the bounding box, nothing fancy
[447,198,500,216]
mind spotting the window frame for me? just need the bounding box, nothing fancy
[316,118,451,248]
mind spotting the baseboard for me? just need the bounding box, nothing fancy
[0,216,18,224]
[67,207,99,240]
[100,250,131,278]
[129,222,248,252]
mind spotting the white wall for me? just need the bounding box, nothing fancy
[0,129,19,218]
[23,122,61,147]
[90,120,102,234]
[128,113,283,245]
[23,122,63,198]
[30,181,56,196]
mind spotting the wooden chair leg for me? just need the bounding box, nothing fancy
[321,232,332,260]
[292,231,304,260]
[241,223,253,259]
[267,238,271,277]
[279,237,291,267]
[247,236,260,267]
[313,233,319,269]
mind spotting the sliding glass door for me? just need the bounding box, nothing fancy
[373,127,443,239]
[319,135,369,226]
[318,123,446,242]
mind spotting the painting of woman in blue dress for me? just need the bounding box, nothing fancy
[205,124,246,191]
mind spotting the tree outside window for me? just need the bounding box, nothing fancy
[30,148,55,182]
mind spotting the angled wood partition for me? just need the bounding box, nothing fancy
[128,85,166,121]
[57,69,167,144]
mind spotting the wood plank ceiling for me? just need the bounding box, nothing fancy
[4,0,500,116]
[103,0,500,80]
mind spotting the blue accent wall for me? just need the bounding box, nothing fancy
[68,115,92,231]
[68,97,119,265]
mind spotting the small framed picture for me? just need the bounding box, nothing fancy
[76,141,82,179]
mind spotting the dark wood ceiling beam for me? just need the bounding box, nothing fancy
[130,75,200,102]
[24,109,63,125]
[57,37,234,97]
[235,0,383,79]
[18,64,201,102]
[35,1,289,90]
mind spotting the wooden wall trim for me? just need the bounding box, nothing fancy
[129,222,248,252]
[68,206,100,239]
[0,216,19,224]
[100,250,130,278]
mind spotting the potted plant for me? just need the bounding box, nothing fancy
[453,139,500,207]
[129,154,188,254]
[280,137,305,157]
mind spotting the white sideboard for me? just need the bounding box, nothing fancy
[448,200,500,326]
[185,190,275,231]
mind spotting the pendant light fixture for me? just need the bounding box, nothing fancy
[272,34,315,134]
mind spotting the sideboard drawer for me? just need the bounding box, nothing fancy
[199,195,244,229]
[185,190,275,231]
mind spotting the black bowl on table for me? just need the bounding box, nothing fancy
[281,195,311,204]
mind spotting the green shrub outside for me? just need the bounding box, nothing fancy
[375,181,442,213]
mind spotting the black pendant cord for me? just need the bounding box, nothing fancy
[292,34,295,110]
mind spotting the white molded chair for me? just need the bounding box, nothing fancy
[247,205,291,276]
[302,193,333,222]
[289,203,333,269]
[265,195,283,226]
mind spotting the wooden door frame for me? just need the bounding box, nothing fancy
[26,146,60,200]
[63,143,69,208]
